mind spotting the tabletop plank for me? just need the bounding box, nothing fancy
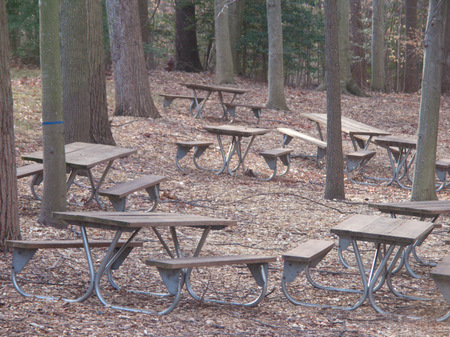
[369,200,450,217]
[374,136,416,149]
[180,83,249,94]
[204,125,270,137]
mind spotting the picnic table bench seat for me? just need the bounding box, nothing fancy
[17,163,44,200]
[5,239,143,302]
[145,254,276,313]
[436,159,450,191]
[430,255,450,321]
[175,140,214,173]
[222,102,264,123]
[99,175,167,212]
[158,93,205,114]
[345,150,377,185]
[277,127,327,167]
[258,148,293,181]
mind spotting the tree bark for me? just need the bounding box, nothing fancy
[228,0,245,75]
[442,3,450,94]
[0,0,20,249]
[138,0,152,70]
[404,0,418,93]
[60,0,91,144]
[371,0,386,91]
[324,0,345,201]
[106,0,160,118]
[175,0,203,72]
[350,0,367,88]
[214,0,234,84]
[39,0,67,227]
[411,0,447,201]
[266,0,288,111]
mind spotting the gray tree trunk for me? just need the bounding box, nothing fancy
[324,0,345,201]
[371,0,386,91]
[411,0,447,201]
[228,0,245,75]
[350,0,367,88]
[442,4,450,94]
[0,0,20,249]
[60,0,91,144]
[106,0,160,118]
[266,0,288,110]
[214,0,234,84]
[404,0,418,93]
[39,0,67,227]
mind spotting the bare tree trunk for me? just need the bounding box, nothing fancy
[404,0,418,93]
[228,0,245,75]
[87,0,115,145]
[411,0,447,201]
[0,0,20,249]
[214,0,234,84]
[106,0,160,118]
[138,0,151,70]
[324,0,345,201]
[442,3,450,94]
[266,0,288,110]
[350,0,367,88]
[371,0,386,91]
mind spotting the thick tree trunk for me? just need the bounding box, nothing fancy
[228,0,245,75]
[371,0,386,91]
[106,0,160,118]
[175,0,203,72]
[404,0,418,93]
[442,4,450,94]
[411,0,447,201]
[350,0,367,88]
[39,0,67,227]
[87,0,115,145]
[324,0,345,201]
[266,0,288,111]
[60,0,90,144]
[214,0,234,84]
[0,0,20,249]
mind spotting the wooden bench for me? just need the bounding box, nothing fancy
[17,163,44,200]
[436,159,450,192]
[222,103,264,123]
[430,255,450,321]
[158,93,205,114]
[258,148,294,181]
[277,127,327,167]
[99,175,167,212]
[5,239,143,302]
[175,140,214,173]
[145,254,276,313]
[345,150,377,185]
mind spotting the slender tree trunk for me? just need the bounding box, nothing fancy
[214,0,234,84]
[324,0,345,201]
[442,4,450,94]
[87,0,115,145]
[371,0,386,91]
[228,0,245,75]
[350,0,367,88]
[404,0,418,93]
[266,0,288,110]
[60,0,90,144]
[106,0,160,118]
[0,0,20,249]
[39,0,67,227]
[138,0,151,70]
[411,0,447,201]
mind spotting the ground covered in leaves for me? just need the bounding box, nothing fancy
[1,69,450,336]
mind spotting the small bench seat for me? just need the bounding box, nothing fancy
[158,93,205,114]
[345,150,377,185]
[175,140,214,173]
[222,103,264,123]
[17,163,44,200]
[145,254,276,313]
[436,159,450,192]
[258,148,293,181]
[277,127,327,167]
[430,255,450,321]
[99,175,167,212]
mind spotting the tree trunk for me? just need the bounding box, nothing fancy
[214,0,234,84]
[87,0,115,145]
[442,4,450,94]
[228,0,245,75]
[175,0,203,72]
[411,0,447,201]
[0,0,20,249]
[106,0,160,118]
[371,0,386,91]
[324,0,345,201]
[266,0,288,111]
[350,0,367,88]
[39,0,67,228]
[404,0,418,93]
[60,0,91,144]
[138,0,152,70]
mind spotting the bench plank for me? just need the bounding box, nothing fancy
[99,175,167,199]
[145,255,276,269]
[6,239,143,249]
[17,163,44,178]
[278,127,327,149]
[283,240,335,263]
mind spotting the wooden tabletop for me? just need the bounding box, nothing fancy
[204,125,271,137]
[374,136,416,149]
[180,83,249,94]
[52,211,236,230]
[23,142,137,169]
[369,200,450,218]
[330,214,434,246]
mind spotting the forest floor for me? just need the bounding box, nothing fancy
[1,68,450,336]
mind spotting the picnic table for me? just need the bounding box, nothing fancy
[203,125,271,176]
[23,142,136,206]
[180,82,249,119]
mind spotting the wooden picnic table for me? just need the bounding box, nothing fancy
[23,142,136,206]
[180,82,250,119]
